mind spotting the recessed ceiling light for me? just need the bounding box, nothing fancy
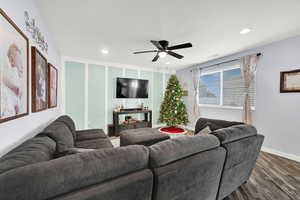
[101,49,109,54]
[240,28,251,35]
[158,51,167,58]
[166,62,170,65]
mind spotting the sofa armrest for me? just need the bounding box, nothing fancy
[0,145,149,200]
[149,134,220,168]
[211,124,257,144]
[76,129,107,141]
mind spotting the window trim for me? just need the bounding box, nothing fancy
[199,65,256,110]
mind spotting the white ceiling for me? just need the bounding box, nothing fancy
[36,0,300,70]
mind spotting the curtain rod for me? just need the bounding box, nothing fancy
[190,53,262,72]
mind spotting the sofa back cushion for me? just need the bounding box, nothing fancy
[195,118,244,133]
[151,146,226,200]
[0,145,149,200]
[211,124,257,144]
[0,136,56,174]
[55,115,77,140]
[149,134,220,168]
[43,121,74,153]
[217,134,264,200]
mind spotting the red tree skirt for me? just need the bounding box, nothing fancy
[159,126,186,134]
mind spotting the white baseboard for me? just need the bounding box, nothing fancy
[261,146,300,163]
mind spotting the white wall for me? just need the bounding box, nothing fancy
[177,36,300,161]
[0,1,61,157]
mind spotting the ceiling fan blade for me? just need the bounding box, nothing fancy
[150,40,164,50]
[133,50,158,54]
[167,51,184,59]
[152,54,159,62]
[167,43,192,50]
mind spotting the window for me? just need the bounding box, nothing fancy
[199,66,255,108]
[199,72,221,105]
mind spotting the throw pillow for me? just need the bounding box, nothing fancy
[196,125,212,134]
[206,122,223,131]
[43,122,74,153]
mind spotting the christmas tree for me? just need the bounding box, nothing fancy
[159,75,189,127]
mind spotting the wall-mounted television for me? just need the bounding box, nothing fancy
[116,78,149,98]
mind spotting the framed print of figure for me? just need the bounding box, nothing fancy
[48,63,57,108]
[0,9,29,123]
[32,46,48,112]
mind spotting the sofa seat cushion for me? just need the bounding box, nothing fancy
[0,136,56,174]
[43,121,75,153]
[55,115,77,140]
[55,148,97,158]
[211,124,257,144]
[75,138,113,149]
[120,128,170,146]
[149,134,220,168]
[76,129,107,141]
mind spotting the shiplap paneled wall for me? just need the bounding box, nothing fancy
[63,58,173,133]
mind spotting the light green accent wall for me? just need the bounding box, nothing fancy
[65,61,85,129]
[153,72,164,124]
[165,73,171,91]
[88,64,106,129]
[107,66,123,124]
[125,69,138,78]
[64,60,170,130]
[140,70,153,109]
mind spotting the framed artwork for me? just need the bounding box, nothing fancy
[32,46,48,112]
[280,69,300,93]
[48,63,57,108]
[0,9,29,123]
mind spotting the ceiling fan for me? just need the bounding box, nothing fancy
[133,40,192,62]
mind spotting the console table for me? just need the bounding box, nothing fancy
[111,109,152,136]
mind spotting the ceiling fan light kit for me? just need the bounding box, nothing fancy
[158,51,167,58]
[133,40,192,62]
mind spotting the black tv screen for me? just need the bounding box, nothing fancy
[116,78,149,98]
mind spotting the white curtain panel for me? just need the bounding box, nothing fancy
[241,54,260,124]
[192,68,201,117]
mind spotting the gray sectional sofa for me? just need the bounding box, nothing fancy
[195,118,264,200]
[0,116,264,200]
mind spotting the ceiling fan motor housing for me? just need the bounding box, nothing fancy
[158,40,169,49]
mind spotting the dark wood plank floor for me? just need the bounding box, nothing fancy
[225,152,300,200]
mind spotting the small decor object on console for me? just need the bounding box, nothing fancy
[159,75,188,133]
[32,46,48,112]
[48,63,57,108]
[0,9,29,123]
[24,11,48,53]
[280,69,300,93]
